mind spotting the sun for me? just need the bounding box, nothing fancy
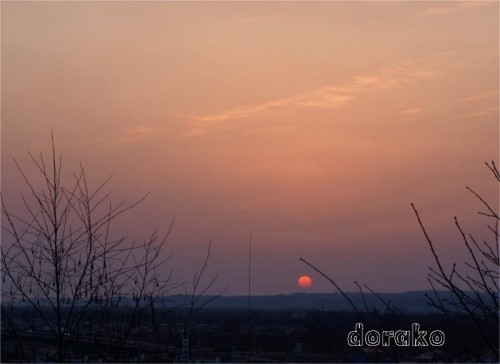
[298,275,313,289]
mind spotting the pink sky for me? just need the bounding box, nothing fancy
[2,1,498,295]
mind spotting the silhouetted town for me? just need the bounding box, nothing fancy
[2,292,497,363]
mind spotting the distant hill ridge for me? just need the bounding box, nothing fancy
[10,291,492,313]
[161,291,468,313]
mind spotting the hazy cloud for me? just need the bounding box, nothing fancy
[458,89,499,119]
[111,126,157,145]
[402,108,421,114]
[459,106,499,120]
[424,1,493,15]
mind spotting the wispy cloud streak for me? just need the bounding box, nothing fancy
[402,108,421,114]
[460,89,498,102]
[185,58,443,135]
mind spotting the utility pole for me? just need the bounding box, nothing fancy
[247,233,252,362]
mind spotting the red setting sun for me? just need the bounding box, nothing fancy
[298,275,313,289]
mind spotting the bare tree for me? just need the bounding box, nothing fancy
[411,161,499,362]
[300,161,499,362]
[300,257,399,363]
[177,240,227,362]
[1,134,178,362]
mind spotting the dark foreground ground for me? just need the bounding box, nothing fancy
[2,306,498,363]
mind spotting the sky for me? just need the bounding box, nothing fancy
[1,1,498,295]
